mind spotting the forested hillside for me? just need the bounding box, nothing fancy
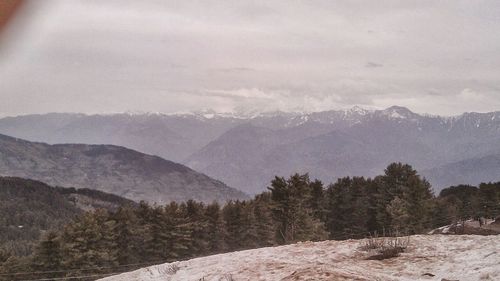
[0,133,248,203]
[0,177,135,257]
[1,163,498,280]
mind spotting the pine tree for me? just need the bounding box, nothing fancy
[430,197,458,228]
[143,205,173,261]
[222,201,259,250]
[402,176,433,232]
[111,206,140,265]
[478,183,500,218]
[163,202,193,260]
[0,255,31,281]
[325,178,349,239]
[31,231,62,273]
[61,209,117,272]
[252,193,277,247]
[183,200,208,257]
[133,201,155,261]
[204,202,227,253]
[348,177,371,237]
[309,179,326,222]
[375,163,434,233]
[240,202,260,248]
[386,196,410,231]
[364,178,380,233]
[0,247,10,265]
[325,177,371,239]
[269,174,327,244]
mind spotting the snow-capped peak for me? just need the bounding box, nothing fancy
[345,105,371,116]
[381,106,416,119]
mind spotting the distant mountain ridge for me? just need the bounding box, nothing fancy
[422,154,500,188]
[186,106,500,193]
[0,134,248,203]
[1,106,499,193]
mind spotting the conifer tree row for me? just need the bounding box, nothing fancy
[0,163,499,280]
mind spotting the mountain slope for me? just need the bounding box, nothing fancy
[99,235,500,281]
[0,176,134,255]
[0,113,239,163]
[188,107,500,193]
[0,134,248,203]
[421,154,500,189]
[2,107,500,193]
[186,123,326,193]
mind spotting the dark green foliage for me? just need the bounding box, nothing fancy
[477,182,500,218]
[183,200,209,257]
[1,165,499,279]
[439,182,500,221]
[204,202,227,253]
[222,201,259,250]
[141,204,192,261]
[252,193,276,247]
[32,231,62,271]
[439,185,479,221]
[326,177,372,239]
[0,255,32,281]
[0,176,134,256]
[110,206,141,265]
[309,179,327,222]
[268,174,328,244]
[61,209,118,271]
[374,163,434,233]
[0,177,82,256]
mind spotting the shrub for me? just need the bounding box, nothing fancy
[360,232,410,260]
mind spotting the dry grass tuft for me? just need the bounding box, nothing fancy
[360,232,410,260]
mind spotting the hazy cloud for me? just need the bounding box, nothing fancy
[365,62,383,68]
[212,67,256,73]
[1,0,500,117]
[458,88,483,101]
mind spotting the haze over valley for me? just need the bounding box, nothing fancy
[1,106,499,194]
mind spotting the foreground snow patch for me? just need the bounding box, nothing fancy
[429,219,500,235]
[100,235,499,281]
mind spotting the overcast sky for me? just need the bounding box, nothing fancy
[1,0,500,117]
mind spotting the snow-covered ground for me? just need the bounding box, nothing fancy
[429,219,500,235]
[100,235,499,281]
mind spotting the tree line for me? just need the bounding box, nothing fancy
[0,177,134,258]
[0,163,498,280]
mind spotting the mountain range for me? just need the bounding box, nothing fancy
[1,106,499,194]
[0,134,248,203]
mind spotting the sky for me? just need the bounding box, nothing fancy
[1,0,500,117]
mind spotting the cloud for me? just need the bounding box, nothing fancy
[458,88,483,101]
[365,62,383,68]
[202,88,345,113]
[211,67,256,73]
[426,88,443,96]
[1,0,500,116]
